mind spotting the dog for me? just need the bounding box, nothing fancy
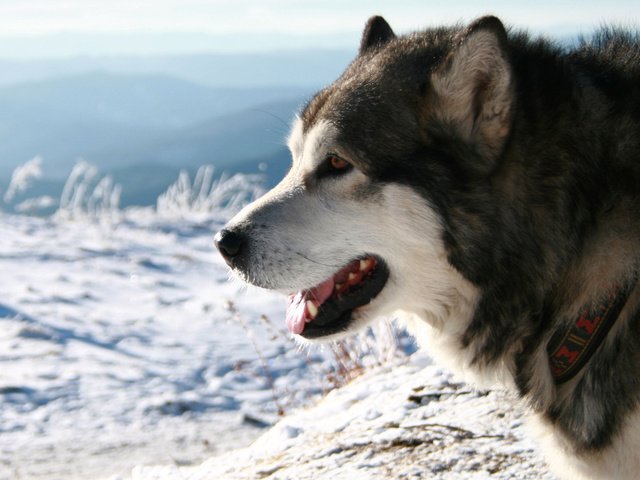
[215,15,640,479]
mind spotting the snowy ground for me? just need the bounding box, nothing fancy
[0,208,397,480]
[0,202,555,480]
[128,353,556,480]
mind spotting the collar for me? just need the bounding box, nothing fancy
[547,278,637,384]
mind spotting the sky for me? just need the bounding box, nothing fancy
[0,0,639,58]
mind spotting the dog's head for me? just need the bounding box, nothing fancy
[215,16,513,341]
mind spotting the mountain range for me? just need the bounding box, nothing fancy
[0,51,357,207]
[0,72,309,177]
[0,50,355,88]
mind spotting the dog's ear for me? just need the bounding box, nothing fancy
[430,16,513,165]
[360,16,396,54]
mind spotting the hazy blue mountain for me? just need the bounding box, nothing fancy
[0,102,161,178]
[0,51,352,208]
[0,73,310,178]
[89,98,302,205]
[0,72,306,207]
[92,97,302,169]
[0,50,355,88]
[0,72,311,129]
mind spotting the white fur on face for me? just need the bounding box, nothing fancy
[224,117,480,343]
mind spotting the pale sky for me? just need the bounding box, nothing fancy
[0,0,639,57]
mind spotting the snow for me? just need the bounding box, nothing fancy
[0,206,396,480]
[0,182,554,479]
[127,354,555,480]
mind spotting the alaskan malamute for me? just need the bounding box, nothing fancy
[215,15,640,479]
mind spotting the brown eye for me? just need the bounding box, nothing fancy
[329,155,349,170]
[317,154,353,179]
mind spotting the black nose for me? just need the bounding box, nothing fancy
[214,229,245,265]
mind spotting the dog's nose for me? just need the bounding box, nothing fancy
[214,229,245,265]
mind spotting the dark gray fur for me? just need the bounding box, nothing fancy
[302,16,640,454]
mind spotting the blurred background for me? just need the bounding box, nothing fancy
[1,0,639,211]
[0,2,639,480]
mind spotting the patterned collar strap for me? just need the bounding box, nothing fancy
[547,278,637,384]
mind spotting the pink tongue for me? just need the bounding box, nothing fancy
[286,277,335,335]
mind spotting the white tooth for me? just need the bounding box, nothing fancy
[335,283,343,291]
[360,259,372,271]
[348,272,358,282]
[306,300,318,319]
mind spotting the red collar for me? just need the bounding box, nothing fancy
[547,279,637,384]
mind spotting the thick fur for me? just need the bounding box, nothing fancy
[218,16,640,479]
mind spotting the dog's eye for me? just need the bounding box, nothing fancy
[317,154,353,178]
[329,155,349,170]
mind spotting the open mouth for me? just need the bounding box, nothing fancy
[286,255,389,339]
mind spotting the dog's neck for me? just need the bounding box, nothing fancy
[547,276,638,384]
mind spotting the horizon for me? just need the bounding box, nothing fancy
[1,1,639,59]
